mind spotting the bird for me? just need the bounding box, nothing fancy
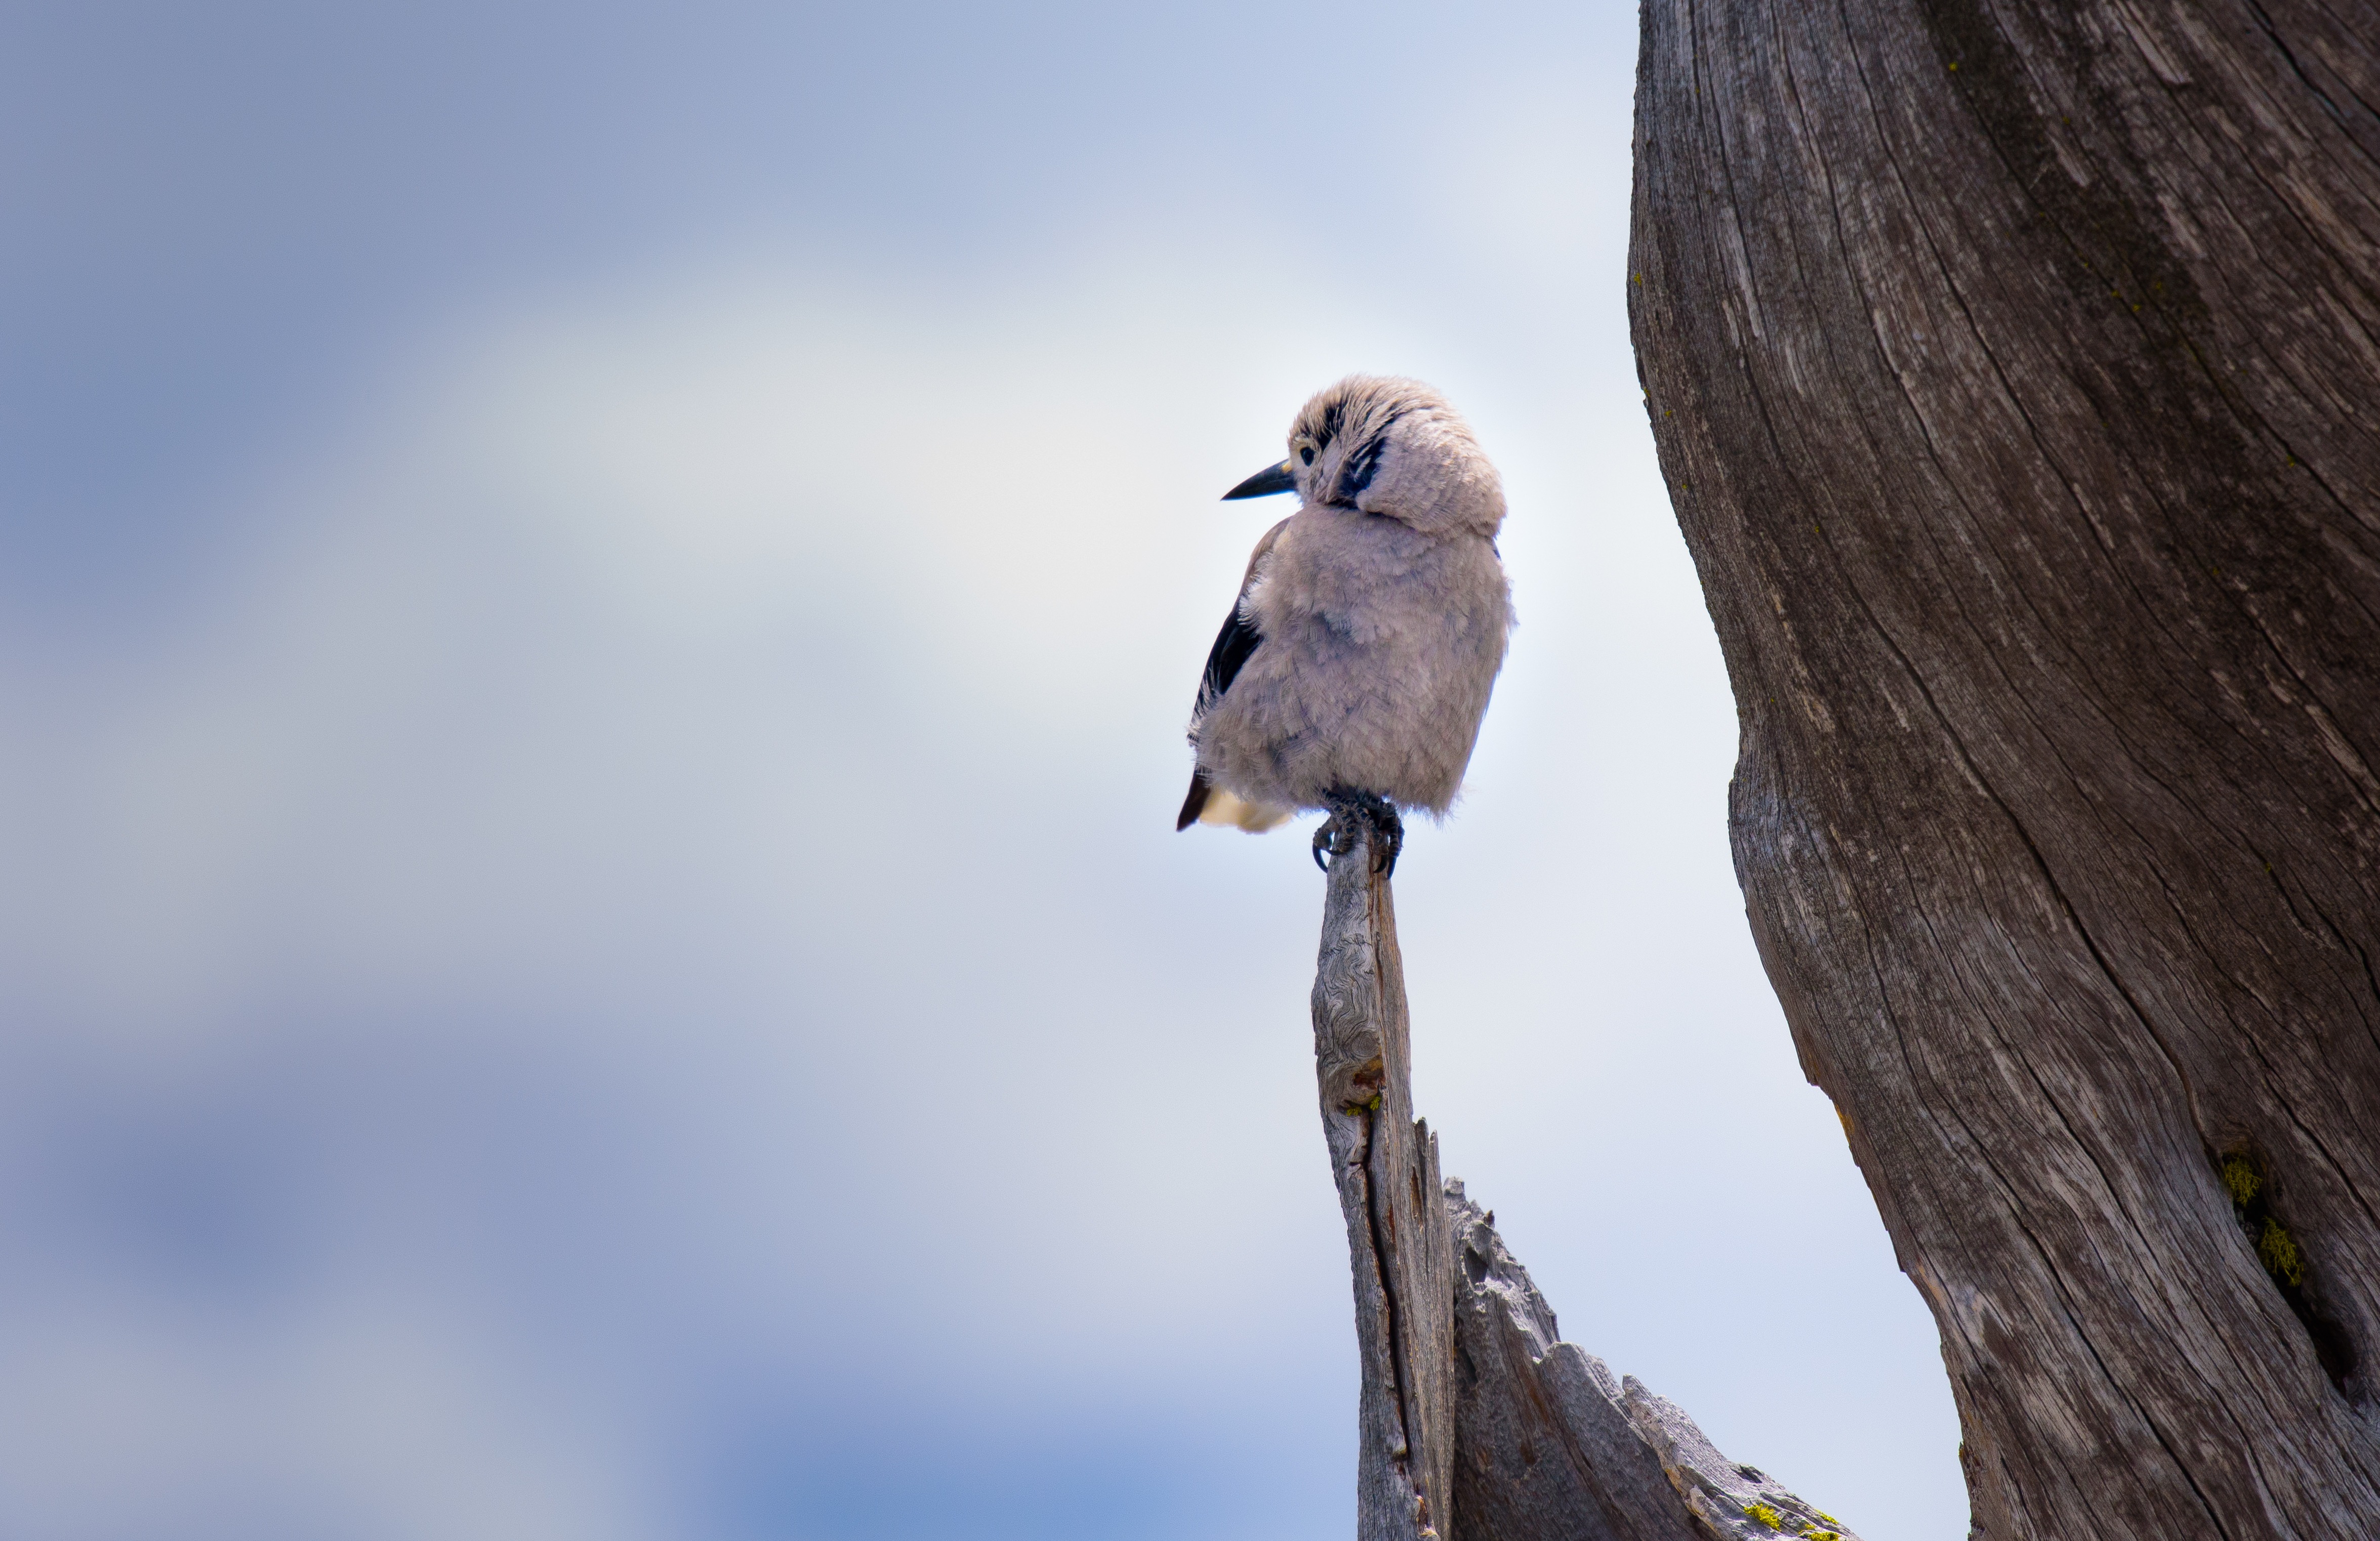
[1175,375,1511,878]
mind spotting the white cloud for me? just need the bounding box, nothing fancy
[0,200,1960,1538]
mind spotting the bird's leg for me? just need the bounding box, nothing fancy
[1313,788,1402,878]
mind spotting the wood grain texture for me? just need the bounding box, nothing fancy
[1313,841,1861,1539]
[1628,1,2380,1535]
[1446,1183,1862,1541]
[1314,837,1456,1540]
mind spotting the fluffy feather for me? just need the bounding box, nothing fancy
[1199,787,1293,832]
[1180,376,1511,825]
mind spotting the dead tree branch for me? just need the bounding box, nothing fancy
[1312,834,1860,1540]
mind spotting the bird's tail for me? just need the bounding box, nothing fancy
[1175,770,1212,830]
[1176,770,1291,834]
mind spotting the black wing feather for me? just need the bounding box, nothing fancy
[1178,519,1285,832]
[1176,609,1258,832]
[1196,600,1262,718]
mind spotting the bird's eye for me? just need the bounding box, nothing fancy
[1299,445,1316,466]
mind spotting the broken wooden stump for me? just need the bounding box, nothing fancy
[1311,831,1455,1541]
[1448,1184,1861,1541]
[1311,827,1860,1541]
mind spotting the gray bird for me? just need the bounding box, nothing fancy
[1176,376,1511,876]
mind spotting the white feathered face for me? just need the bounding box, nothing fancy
[1284,376,1504,534]
[1285,377,1411,507]
[1219,374,1503,535]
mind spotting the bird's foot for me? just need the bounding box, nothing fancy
[1312,813,1357,873]
[1359,794,1404,878]
[1312,789,1403,879]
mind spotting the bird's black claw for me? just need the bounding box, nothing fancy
[1361,795,1403,879]
[1315,790,1401,879]
[1313,811,1359,872]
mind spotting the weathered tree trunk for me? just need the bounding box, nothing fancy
[1628,2,2380,1537]
[1313,839,1861,1539]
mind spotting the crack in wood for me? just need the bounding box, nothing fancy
[1631,0,2380,1531]
[1311,824,1869,1539]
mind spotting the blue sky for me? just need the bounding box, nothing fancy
[0,3,1965,1537]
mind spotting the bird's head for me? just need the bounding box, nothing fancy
[1222,375,1503,536]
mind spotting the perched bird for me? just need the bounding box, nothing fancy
[1176,376,1511,876]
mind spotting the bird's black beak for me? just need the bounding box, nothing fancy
[1222,459,1298,500]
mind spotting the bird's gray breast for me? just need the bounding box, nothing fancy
[1252,509,1442,644]
[1264,512,1503,649]
[1198,509,1507,811]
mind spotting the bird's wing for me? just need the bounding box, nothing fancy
[1176,519,1290,832]
[1193,517,1289,720]
[1194,603,1263,720]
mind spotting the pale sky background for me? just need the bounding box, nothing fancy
[0,3,1967,1537]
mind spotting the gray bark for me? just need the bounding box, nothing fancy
[1314,834,1860,1540]
[1313,838,1457,1540]
[1447,1183,1862,1541]
[1627,1,2380,1536]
